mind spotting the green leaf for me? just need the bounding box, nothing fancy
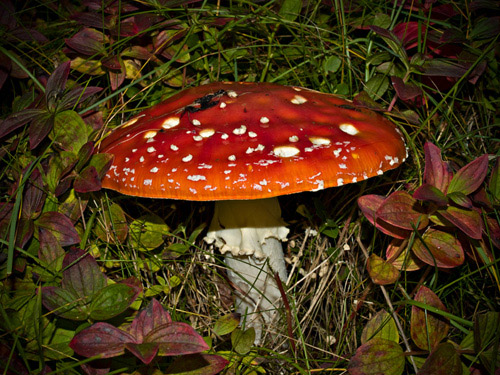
[231,327,255,355]
[489,157,500,204]
[365,74,389,99]
[90,282,140,320]
[95,203,128,244]
[278,0,302,22]
[129,214,169,251]
[324,56,342,73]
[417,342,462,375]
[366,254,400,285]
[474,311,500,371]
[213,313,240,336]
[410,286,449,351]
[348,338,404,375]
[41,286,89,320]
[361,310,399,344]
[51,110,91,154]
[412,228,464,268]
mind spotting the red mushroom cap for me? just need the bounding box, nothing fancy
[98,82,407,201]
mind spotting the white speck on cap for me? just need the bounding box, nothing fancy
[193,135,203,141]
[182,154,193,162]
[274,145,300,158]
[377,169,384,175]
[291,95,307,104]
[187,175,206,181]
[228,154,236,161]
[144,179,152,186]
[339,123,359,135]
[139,156,145,162]
[260,116,270,124]
[227,90,237,98]
[144,130,157,139]
[221,133,229,140]
[150,167,159,173]
[170,144,179,151]
[147,146,156,153]
[220,102,226,108]
[289,135,299,142]
[248,131,257,138]
[337,178,344,186]
[162,116,180,129]
[339,163,347,169]
[333,148,342,157]
[309,137,331,146]
[199,128,215,138]
[312,180,325,191]
[192,119,201,126]
[233,125,247,135]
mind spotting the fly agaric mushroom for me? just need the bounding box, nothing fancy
[98,82,407,344]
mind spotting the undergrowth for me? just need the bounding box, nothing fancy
[0,0,499,374]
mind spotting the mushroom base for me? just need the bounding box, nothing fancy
[204,198,289,345]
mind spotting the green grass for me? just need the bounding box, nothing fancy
[1,0,499,374]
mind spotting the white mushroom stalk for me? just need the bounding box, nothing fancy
[204,198,288,344]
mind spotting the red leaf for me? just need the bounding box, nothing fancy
[438,206,483,239]
[447,154,489,195]
[423,142,453,193]
[21,168,45,218]
[74,166,102,193]
[358,195,411,239]
[376,191,428,231]
[65,28,106,56]
[36,212,80,246]
[411,286,449,351]
[28,113,54,149]
[391,76,422,101]
[129,299,172,342]
[144,322,209,356]
[125,343,159,364]
[393,21,421,48]
[347,338,405,375]
[46,61,70,101]
[412,228,464,268]
[0,108,43,140]
[417,342,462,375]
[70,322,136,358]
[413,183,448,206]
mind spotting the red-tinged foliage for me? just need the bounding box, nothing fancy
[358,142,497,275]
[70,299,216,366]
[411,286,450,350]
[42,249,142,321]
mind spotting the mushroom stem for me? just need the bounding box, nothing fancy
[204,198,289,344]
